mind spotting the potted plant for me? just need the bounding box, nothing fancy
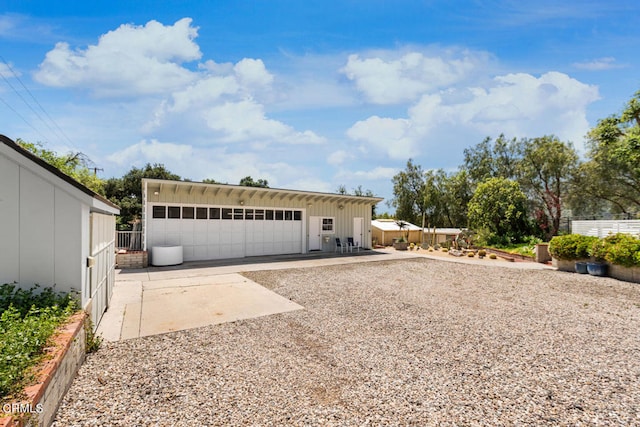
[393,220,410,250]
[587,238,608,277]
[393,236,409,250]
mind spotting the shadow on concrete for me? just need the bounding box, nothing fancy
[116,248,389,275]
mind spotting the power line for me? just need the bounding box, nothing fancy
[0,55,81,153]
[0,94,52,142]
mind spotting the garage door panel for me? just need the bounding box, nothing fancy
[149,204,302,261]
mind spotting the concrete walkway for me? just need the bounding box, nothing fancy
[97,248,554,341]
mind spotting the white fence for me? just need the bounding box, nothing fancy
[116,230,143,250]
[571,220,640,238]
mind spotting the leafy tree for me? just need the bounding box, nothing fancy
[390,159,426,225]
[516,136,579,239]
[202,178,219,184]
[17,139,105,194]
[104,163,181,228]
[462,134,519,184]
[239,176,269,188]
[467,177,531,245]
[575,90,640,215]
[423,169,472,228]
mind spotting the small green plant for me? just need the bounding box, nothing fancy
[84,318,103,354]
[442,248,448,252]
[478,249,487,257]
[489,253,497,259]
[0,284,78,400]
[467,251,475,257]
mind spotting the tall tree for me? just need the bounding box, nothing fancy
[516,136,579,239]
[104,163,181,228]
[17,139,105,194]
[462,134,519,184]
[390,159,426,225]
[467,177,530,245]
[576,90,640,215]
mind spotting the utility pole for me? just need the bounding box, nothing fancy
[91,167,104,176]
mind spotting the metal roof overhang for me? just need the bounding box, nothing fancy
[143,178,383,205]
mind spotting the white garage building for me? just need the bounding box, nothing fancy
[142,178,383,262]
[0,135,120,328]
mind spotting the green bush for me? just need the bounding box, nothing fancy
[598,233,640,267]
[0,284,78,400]
[548,234,599,260]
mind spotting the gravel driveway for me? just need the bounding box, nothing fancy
[54,258,640,426]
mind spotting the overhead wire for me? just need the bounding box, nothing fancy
[0,55,82,153]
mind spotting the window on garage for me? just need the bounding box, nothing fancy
[245,209,254,220]
[266,210,274,220]
[284,210,293,220]
[234,208,244,220]
[210,207,221,219]
[152,206,166,219]
[168,206,181,219]
[222,208,233,219]
[183,206,194,219]
[322,217,335,233]
[294,210,302,221]
[255,209,264,220]
[196,207,208,219]
[275,210,284,220]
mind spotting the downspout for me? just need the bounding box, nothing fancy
[142,180,147,251]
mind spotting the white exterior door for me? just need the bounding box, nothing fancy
[353,217,364,248]
[309,216,322,250]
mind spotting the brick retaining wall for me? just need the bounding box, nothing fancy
[1,312,86,427]
[116,251,148,269]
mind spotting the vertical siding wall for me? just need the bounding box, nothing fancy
[0,154,83,294]
[88,213,116,327]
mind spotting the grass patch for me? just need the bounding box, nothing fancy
[488,238,543,258]
[0,284,79,401]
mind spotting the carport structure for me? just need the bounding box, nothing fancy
[142,178,383,263]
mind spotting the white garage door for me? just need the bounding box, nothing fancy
[147,205,303,261]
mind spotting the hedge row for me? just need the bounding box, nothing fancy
[549,233,640,267]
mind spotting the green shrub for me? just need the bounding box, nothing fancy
[478,249,487,257]
[489,253,497,259]
[0,284,78,400]
[599,233,640,267]
[548,234,599,260]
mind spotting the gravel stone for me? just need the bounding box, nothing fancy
[53,258,640,426]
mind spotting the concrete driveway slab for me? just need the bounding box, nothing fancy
[137,274,302,338]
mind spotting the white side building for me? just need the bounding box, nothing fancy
[0,135,120,328]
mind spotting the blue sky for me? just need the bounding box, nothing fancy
[1,1,639,209]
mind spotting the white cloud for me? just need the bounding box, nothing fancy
[337,167,398,181]
[573,57,624,71]
[106,139,193,166]
[341,49,488,104]
[34,18,201,97]
[0,61,17,78]
[202,99,325,145]
[327,150,351,165]
[105,139,329,189]
[347,71,599,155]
[347,116,416,159]
[233,58,274,90]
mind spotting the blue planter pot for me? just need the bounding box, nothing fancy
[575,261,588,274]
[587,262,608,277]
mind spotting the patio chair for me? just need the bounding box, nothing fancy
[335,238,345,253]
[347,237,360,252]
